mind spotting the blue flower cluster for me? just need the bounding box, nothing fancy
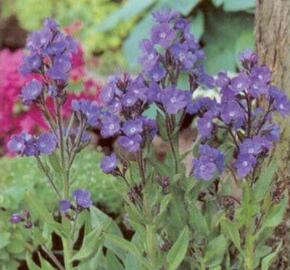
[59,189,92,213]
[20,18,76,87]
[8,18,77,157]
[191,49,290,179]
[8,132,56,156]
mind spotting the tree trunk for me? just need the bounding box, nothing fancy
[255,1,290,269]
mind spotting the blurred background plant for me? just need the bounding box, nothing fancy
[0,0,255,74]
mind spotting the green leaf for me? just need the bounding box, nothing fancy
[261,242,282,270]
[211,0,224,7]
[190,205,210,237]
[98,0,156,32]
[106,251,125,270]
[123,14,153,71]
[254,162,277,202]
[167,226,190,270]
[235,30,254,65]
[164,0,200,15]
[71,225,105,262]
[260,195,288,230]
[220,218,241,252]
[26,253,41,270]
[47,153,62,173]
[105,233,150,269]
[204,8,254,74]
[25,192,69,238]
[38,255,55,270]
[204,235,227,267]
[6,238,25,254]
[0,232,10,249]
[223,0,255,11]
[190,11,205,40]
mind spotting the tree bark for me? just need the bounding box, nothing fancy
[255,1,290,269]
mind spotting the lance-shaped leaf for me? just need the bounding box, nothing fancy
[220,218,242,253]
[167,226,190,270]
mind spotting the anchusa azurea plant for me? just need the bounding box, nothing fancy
[0,46,101,155]
[8,10,289,270]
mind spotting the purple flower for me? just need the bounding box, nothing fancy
[160,88,188,114]
[36,132,57,155]
[43,18,59,31]
[186,97,216,115]
[100,115,120,138]
[72,99,101,126]
[100,80,117,104]
[240,138,262,155]
[59,200,71,213]
[170,44,197,70]
[7,134,27,154]
[146,82,161,103]
[147,64,166,81]
[239,49,258,68]
[122,118,143,136]
[248,78,268,97]
[48,85,58,96]
[139,39,159,71]
[262,124,280,142]
[274,97,290,116]
[10,213,23,224]
[235,154,256,178]
[26,28,52,51]
[23,138,39,156]
[73,189,92,209]
[47,57,71,81]
[141,117,157,138]
[216,72,230,88]
[250,66,271,84]
[197,114,214,138]
[151,23,176,48]
[21,79,43,104]
[7,133,38,156]
[85,101,101,126]
[117,134,142,152]
[230,73,250,93]
[108,99,122,115]
[268,86,290,116]
[121,92,138,107]
[152,9,179,23]
[221,87,236,102]
[101,153,117,173]
[220,101,245,128]
[21,54,42,74]
[192,145,224,181]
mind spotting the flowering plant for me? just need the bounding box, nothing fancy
[8,10,289,270]
[0,46,101,155]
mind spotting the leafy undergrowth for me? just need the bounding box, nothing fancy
[0,149,123,269]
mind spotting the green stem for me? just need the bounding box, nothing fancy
[56,101,65,169]
[62,237,73,270]
[166,116,179,174]
[146,224,156,269]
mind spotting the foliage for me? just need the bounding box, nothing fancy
[4,8,288,270]
[0,149,122,269]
